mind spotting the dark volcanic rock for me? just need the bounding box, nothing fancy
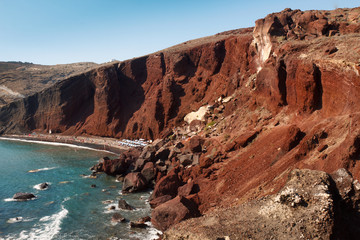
[39,182,49,190]
[13,192,36,201]
[118,199,134,210]
[141,162,156,183]
[130,221,148,228]
[102,157,128,175]
[122,172,147,193]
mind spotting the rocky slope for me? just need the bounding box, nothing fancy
[2,6,360,239]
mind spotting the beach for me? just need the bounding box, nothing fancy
[0,134,147,155]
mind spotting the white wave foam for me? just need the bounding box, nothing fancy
[18,207,67,240]
[7,217,35,224]
[128,222,162,240]
[29,167,57,173]
[6,199,69,240]
[4,198,16,202]
[4,197,36,202]
[33,182,50,190]
[0,137,115,154]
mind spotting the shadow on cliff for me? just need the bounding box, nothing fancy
[115,57,147,135]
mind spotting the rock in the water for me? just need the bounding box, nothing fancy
[118,199,134,210]
[122,172,148,193]
[111,213,125,223]
[13,192,36,201]
[130,221,148,228]
[151,196,200,231]
[39,182,49,190]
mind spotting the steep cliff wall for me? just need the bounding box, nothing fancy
[0,28,256,139]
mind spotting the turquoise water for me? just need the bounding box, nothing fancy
[0,139,159,240]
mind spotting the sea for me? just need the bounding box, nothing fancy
[0,138,160,240]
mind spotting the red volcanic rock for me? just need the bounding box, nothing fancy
[151,196,200,231]
[150,195,173,208]
[177,181,198,197]
[122,172,147,193]
[151,169,182,200]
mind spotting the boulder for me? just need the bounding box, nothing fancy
[178,181,197,197]
[13,192,36,201]
[141,162,156,182]
[111,213,125,223]
[122,172,148,193]
[184,105,211,124]
[151,170,182,199]
[150,195,173,208]
[102,157,128,176]
[189,136,204,153]
[151,196,200,231]
[118,199,134,210]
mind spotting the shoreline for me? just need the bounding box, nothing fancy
[0,134,135,155]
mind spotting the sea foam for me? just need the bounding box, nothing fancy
[5,201,69,240]
[0,137,115,154]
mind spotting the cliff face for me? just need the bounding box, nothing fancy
[0,28,256,138]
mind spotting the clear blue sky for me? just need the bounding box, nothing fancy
[0,0,358,65]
